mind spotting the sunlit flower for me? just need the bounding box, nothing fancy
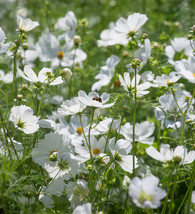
[165,37,192,65]
[9,105,39,134]
[146,144,195,165]
[91,55,119,91]
[32,132,70,168]
[121,121,155,145]
[153,72,180,87]
[174,56,195,84]
[109,137,138,173]
[78,90,115,108]
[0,27,10,55]
[17,65,63,85]
[58,97,86,115]
[72,203,92,214]
[17,14,39,32]
[129,175,167,209]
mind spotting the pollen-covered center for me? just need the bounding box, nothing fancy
[57,51,64,60]
[193,73,195,78]
[92,148,100,155]
[127,30,136,38]
[92,96,102,103]
[76,127,83,135]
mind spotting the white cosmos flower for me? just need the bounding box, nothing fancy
[129,175,167,209]
[54,11,77,41]
[17,65,63,85]
[91,55,120,91]
[58,97,86,115]
[9,105,39,134]
[121,121,155,145]
[78,90,115,108]
[153,71,180,87]
[174,56,195,84]
[32,132,70,168]
[72,203,92,214]
[165,37,192,65]
[75,136,106,162]
[0,27,10,55]
[0,70,13,84]
[119,72,151,97]
[109,137,138,173]
[39,177,65,208]
[17,14,39,32]
[111,13,148,46]
[146,144,195,165]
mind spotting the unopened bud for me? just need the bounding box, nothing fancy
[22,42,28,50]
[17,94,23,100]
[173,156,182,164]
[73,35,82,45]
[131,58,141,68]
[142,33,148,38]
[115,80,121,87]
[62,68,72,78]
[187,34,193,40]
[191,25,195,33]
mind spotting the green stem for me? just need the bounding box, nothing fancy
[12,50,17,106]
[132,70,137,176]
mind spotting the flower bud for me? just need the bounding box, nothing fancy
[131,58,141,69]
[73,35,82,45]
[22,42,28,50]
[187,34,193,40]
[17,94,23,100]
[61,68,72,78]
[173,155,182,164]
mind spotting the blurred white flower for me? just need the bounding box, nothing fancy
[58,97,86,115]
[78,90,115,108]
[174,56,195,84]
[91,55,119,91]
[17,15,39,32]
[129,175,166,209]
[121,121,155,145]
[192,191,195,204]
[0,70,13,83]
[54,11,77,41]
[146,144,195,165]
[9,105,39,134]
[109,137,138,173]
[165,37,192,65]
[72,203,92,214]
[0,27,10,55]
[17,65,63,85]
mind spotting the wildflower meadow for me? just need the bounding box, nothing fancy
[0,0,195,213]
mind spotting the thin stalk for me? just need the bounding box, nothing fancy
[161,178,170,214]
[12,50,17,106]
[132,70,137,176]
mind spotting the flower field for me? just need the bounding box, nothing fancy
[0,0,195,213]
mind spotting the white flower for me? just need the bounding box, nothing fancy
[17,15,39,32]
[119,73,151,97]
[72,203,92,214]
[0,70,13,83]
[129,175,167,209]
[134,39,151,66]
[54,11,77,41]
[109,137,138,173]
[75,136,106,162]
[153,72,180,87]
[78,90,115,108]
[165,37,192,65]
[9,105,39,134]
[58,97,86,115]
[146,144,195,165]
[17,65,63,85]
[111,13,148,46]
[0,27,10,55]
[174,56,195,84]
[91,55,119,91]
[39,177,65,208]
[66,179,88,208]
[121,121,155,145]
[32,132,70,168]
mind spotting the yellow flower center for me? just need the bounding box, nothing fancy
[193,73,195,77]
[76,127,83,135]
[57,51,64,59]
[166,80,170,84]
[92,148,100,155]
